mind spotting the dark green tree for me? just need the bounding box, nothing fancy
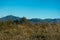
[20,17,29,25]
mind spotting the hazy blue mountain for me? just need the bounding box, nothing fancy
[29,18,43,24]
[0,15,20,21]
[0,15,60,23]
[44,19,60,23]
[29,19,60,23]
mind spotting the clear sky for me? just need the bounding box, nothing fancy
[0,0,60,19]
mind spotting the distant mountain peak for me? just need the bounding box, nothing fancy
[5,15,16,17]
[0,15,20,21]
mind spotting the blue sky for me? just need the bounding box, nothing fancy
[0,0,60,19]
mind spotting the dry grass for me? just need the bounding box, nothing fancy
[0,22,60,40]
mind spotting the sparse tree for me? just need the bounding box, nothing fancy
[20,17,29,25]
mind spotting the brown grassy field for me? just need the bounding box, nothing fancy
[0,17,60,40]
[0,22,60,40]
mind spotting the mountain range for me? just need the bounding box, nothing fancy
[0,15,60,23]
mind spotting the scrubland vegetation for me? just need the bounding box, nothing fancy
[0,17,60,40]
